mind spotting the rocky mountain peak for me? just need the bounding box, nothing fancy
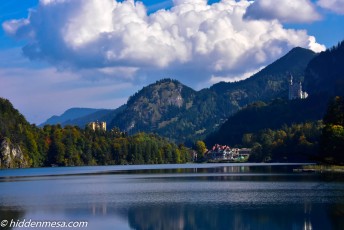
[112,79,196,133]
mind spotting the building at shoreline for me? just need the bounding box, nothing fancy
[288,75,308,100]
[205,144,251,161]
[88,121,106,131]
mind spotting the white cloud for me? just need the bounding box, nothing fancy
[317,0,344,14]
[2,0,325,83]
[1,19,30,37]
[308,36,326,53]
[244,0,321,23]
[97,67,139,80]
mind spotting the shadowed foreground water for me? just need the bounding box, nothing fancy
[0,163,344,229]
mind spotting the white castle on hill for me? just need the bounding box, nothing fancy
[288,75,308,100]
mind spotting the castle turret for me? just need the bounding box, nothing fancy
[88,121,106,131]
[288,74,308,100]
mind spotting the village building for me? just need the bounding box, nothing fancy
[205,144,251,162]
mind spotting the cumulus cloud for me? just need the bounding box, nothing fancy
[244,0,321,23]
[3,0,325,83]
[317,0,344,14]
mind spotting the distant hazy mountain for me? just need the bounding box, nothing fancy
[63,105,126,128]
[40,106,126,128]
[40,108,101,126]
[110,47,316,143]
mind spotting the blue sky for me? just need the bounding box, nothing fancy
[0,0,343,124]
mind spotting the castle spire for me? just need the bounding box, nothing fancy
[288,74,308,100]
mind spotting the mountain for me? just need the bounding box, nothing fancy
[40,105,126,128]
[39,47,316,144]
[205,95,328,147]
[304,40,344,96]
[204,40,344,162]
[110,47,316,144]
[209,47,316,105]
[110,79,197,135]
[40,108,102,126]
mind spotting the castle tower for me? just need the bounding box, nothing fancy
[288,74,308,100]
[288,75,295,100]
[88,121,106,131]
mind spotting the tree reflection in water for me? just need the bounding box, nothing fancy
[127,203,335,230]
[0,208,25,230]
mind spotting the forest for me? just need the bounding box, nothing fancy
[2,94,344,167]
[205,95,344,164]
[245,96,344,164]
[320,96,344,164]
[0,98,193,168]
[244,121,323,162]
[2,41,344,168]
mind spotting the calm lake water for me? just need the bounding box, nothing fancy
[0,163,344,230]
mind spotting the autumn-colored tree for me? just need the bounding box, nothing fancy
[195,141,207,160]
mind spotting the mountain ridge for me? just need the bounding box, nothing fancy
[41,47,317,144]
[40,106,127,129]
[110,79,197,134]
[40,108,104,126]
[204,40,344,160]
[110,47,317,143]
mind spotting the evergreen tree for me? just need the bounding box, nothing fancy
[320,96,344,164]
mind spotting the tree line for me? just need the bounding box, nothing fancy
[0,98,193,168]
[224,96,344,164]
[2,94,344,167]
[39,125,193,167]
[320,96,344,164]
[243,122,323,162]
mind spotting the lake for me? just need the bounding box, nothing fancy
[0,163,344,230]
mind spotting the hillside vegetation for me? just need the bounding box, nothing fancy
[0,98,192,168]
[4,40,344,167]
[320,96,344,164]
[109,47,316,144]
[305,41,344,96]
[205,40,344,163]
[205,95,328,147]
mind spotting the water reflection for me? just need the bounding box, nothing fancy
[2,202,342,230]
[127,203,332,230]
[329,203,344,229]
[0,164,344,230]
[0,208,25,230]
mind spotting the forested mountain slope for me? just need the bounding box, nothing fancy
[110,47,316,144]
